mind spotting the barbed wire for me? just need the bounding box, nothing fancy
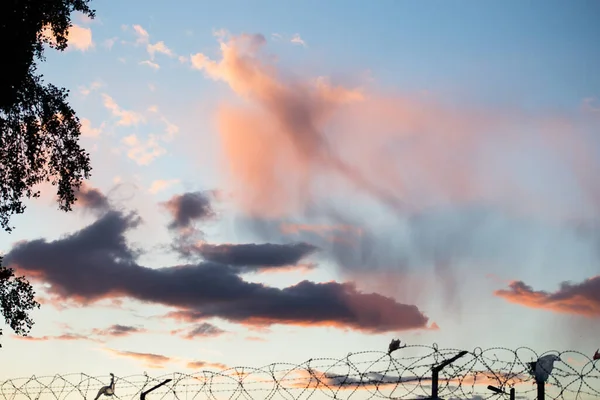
[1,344,599,400]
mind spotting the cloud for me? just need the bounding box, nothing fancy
[80,118,103,137]
[495,277,600,317]
[14,333,92,342]
[103,37,118,49]
[149,179,180,194]
[132,25,149,44]
[190,32,417,217]
[41,23,94,51]
[245,336,266,341]
[147,106,180,141]
[190,32,600,222]
[290,33,306,46]
[187,32,600,315]
[140,60,160,70]
[108,349,171,368]
[162,191,215,230]
[121,135,166,165]
[14,324,143,342]
[3,211,430,333]
[186,360,227,370]
[73,183,110,212]
[196,243,318,271]
[147,41,174,59]
[129,24,176,61]
[92,324,146,337]
[79,80,103,96]
[102,94,145,126]
[67,24,94,51]
[172,322,225,339]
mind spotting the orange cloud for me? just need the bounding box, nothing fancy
[13,333,92,342]
[185,361,227,370]
[191,32,600,223]
[253,263,316,275]
[42,24,94,51]
[495,277,600,316]
[245,336,266,342]
[107,349,171,368]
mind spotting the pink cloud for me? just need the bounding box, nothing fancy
[190,32,600,223]
[495,277,600,316]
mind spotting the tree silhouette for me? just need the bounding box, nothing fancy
[1,0,95,232]
[0,257,40,347]
[0,0,96,345]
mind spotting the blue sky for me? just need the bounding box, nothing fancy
[1,0,600,391]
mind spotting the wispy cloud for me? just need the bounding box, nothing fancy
[101,94,145,126]
[147,41,174,59]
[132,24,149,44]
[107,349,171,368]
[79,80,103,96]
[171,322,226,339]
[290,33,306,46]
[148,179,180,194]
[80,118,104,137]
[121,135,166,165]
[140,60,160,70]
[185,361,227,370]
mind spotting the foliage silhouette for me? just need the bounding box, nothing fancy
[0,257,40,347]
[0,0,94,346]
[0,0,95,232]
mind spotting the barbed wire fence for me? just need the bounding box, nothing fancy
[2,344,599,400]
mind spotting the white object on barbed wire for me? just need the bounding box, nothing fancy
[93,373,116,400]
[594,349,599,361]
[529,354,561,383]
[387,338,405,355]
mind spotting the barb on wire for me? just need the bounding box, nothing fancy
[1,345,599,400]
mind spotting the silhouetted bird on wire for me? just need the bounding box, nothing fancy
[94,373,116,400]
[528,354,561,383]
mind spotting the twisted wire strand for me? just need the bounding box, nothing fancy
[1,345,599,400]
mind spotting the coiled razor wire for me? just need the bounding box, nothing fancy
[1,345,599,400]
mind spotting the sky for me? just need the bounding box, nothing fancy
[1,0,600,390]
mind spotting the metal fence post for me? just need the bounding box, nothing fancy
[140,379,172,400]
[431,351,468,399]
[487,384,516,400]
[536,379,545,400]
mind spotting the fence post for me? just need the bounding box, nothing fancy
[140,379,172,400]
[487,384,516,400]
[431,351,468,399]
[536,379,545,400]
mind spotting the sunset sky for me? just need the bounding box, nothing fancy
[1,0,600,383]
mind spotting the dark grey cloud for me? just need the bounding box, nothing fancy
[3,211,430,333]
[74,183,110,212]
[179,322,225,339]
[162,191,215,230]
[196,242,318,271]
[92,324,145,337]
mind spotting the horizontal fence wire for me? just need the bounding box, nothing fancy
[1,345,599,400]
